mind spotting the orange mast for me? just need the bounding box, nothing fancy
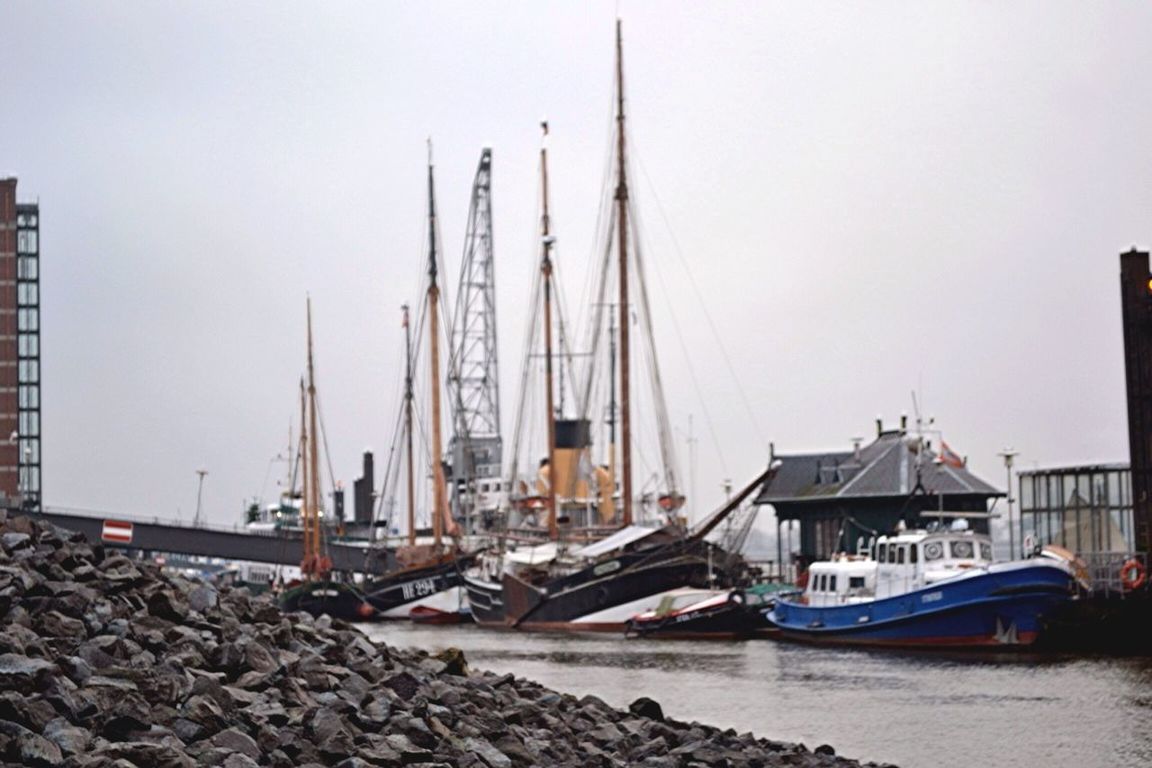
[426,145,449,549]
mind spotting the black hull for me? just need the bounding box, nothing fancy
[463,574,507,627]
[278,580,376,622]
[364,557,471,617]
[504,546,732,631]
[626,598,776,640]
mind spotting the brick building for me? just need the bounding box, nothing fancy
[0,178,41,510]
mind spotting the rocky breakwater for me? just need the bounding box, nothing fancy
[0,512,893,768]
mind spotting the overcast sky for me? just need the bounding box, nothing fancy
[3,3,1151,530]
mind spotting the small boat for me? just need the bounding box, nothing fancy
[409,604,471,625]
[767,521,1078,648]
[625,582,794,640]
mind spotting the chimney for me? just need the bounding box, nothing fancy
[900,413,908,432]
[876,416,883,437]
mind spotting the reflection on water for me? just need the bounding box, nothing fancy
[358,622,1152,768]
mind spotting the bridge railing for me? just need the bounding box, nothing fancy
[43,505,300,539]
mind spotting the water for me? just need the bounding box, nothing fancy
[357,622,1152,768]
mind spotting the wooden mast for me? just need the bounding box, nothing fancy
[426,144,449,549]
[305,297,324,575]
[614,19,634,527]
[540,122,559,541]
[403,303,416,547]
[299,376,311,575]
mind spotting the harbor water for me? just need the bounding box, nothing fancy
[358,622,1152,768]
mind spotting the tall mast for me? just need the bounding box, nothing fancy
[306,297,323,571]
[614,19,634,526]
[299,376,311,573]
[608,308,617,503]
[540,122,559,541]
[426,143,449,548]
[403,304,416,546]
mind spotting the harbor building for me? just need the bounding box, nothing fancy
[754,418,1002,567]
[0,178,41,511]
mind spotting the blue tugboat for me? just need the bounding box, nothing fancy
[768,522,1079,648]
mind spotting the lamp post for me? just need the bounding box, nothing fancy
[194,469,208,528]
[998,449,1019,558]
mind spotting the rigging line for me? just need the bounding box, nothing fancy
[632,145,770,454]
[374,314,410,522]
[578,203,618,420]
[508,266,543,489]
[624,198,729,480]
[628,198,681,494]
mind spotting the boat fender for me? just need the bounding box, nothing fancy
[1120,559,1147,591]
[728,591,744,605]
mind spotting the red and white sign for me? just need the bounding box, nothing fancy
[101,520,134,544]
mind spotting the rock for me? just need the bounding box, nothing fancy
[43,717,92,755]
[629,696,665,722]
[815,744,837,756]
[0,719,63,767]
[211,728,261,760]
[383,671,421,701]
[433,647,469,676]
[0,653,54,692]
[189,584,218,613]
[1,532,31,551]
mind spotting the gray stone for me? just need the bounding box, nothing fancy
[0,719,62,766]
[463,736,513,768]
[212,727,261,759]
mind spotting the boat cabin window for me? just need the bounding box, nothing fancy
[896,547,906,565]
[849,576,866,589]
[979,543,992,561]
[950,541,974,559]
[924,541,944,561]
[828,575,837,592]
[910,545,918,564]
[877,543,887,562]
[888,546,898,564]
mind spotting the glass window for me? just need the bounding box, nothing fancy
[950,540,974,559]
[888,546,898,564]
[849,576,866,589]
[897,547,906,564]
[924,541,944,561]
[979,543,993,561]
[829,575,837,592]
[877,543,887,562]
[910,545,918,564]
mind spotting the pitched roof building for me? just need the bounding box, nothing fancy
[754,418,1002,563]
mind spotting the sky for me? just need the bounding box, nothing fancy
[2,3,1151,532]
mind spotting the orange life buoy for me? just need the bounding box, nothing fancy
[1120,559,1147,591]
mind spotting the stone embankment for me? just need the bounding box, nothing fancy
[0,513,895,768]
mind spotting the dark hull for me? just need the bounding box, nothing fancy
[504,547,730,632]
[278,580,376,622]
[463,574,507,627]
[626,598,777,640]
[364,556,472,617]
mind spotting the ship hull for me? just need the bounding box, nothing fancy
[769,563,1074,648]
[278,580,376,622]
[364,556,473,619]
[504,547,727,633]
[463,574,508,627]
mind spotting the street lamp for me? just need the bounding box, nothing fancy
[998,449,1019,558]
[194,469,208,528]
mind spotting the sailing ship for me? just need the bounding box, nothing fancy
[466,21,756,631]
[278,299,377,622]
[363,150,475,621]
